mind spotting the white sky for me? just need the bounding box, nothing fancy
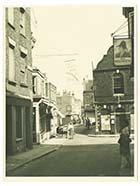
[31,5,127,98]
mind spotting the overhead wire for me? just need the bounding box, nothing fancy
[36,53,78,57]
[111,19,128,37]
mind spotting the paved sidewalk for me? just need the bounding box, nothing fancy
[6,144,60,173]
[42,135,68,145]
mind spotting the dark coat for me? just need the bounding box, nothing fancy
[118,134,132,156]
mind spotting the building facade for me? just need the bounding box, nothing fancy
[93,7,134,135]
[32,67,50,143]
[93,46,134,134]
[32,67,63,143]
[56,91,81,124]
[82,79,95,123]
[6,7,34,155]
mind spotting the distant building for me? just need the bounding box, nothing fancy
[32,67,50,143]
[56,91,82,124]
[46,82,57,104]
[6,7,34,155]
[82,79,95,123]
[32,67,63,143]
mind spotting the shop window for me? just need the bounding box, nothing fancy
[8,7,14,26]
[16,106,23,140]
[113,73,124,94]
[20,7,26,36]
[8,40,15,82]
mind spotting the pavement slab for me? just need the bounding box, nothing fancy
[6,144,59,172]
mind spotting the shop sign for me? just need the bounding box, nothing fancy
[101,115,111,130]
[114,38,131,66]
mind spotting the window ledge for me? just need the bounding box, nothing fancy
[8,80,16,86]
[20,33,26,39]
[113,93,124,97]
[8,22,15,29]
[20,83,28,88]
[16,138,23,142]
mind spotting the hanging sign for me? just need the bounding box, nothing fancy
[114,38,132,66]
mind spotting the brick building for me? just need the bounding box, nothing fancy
[93,7,134,135]
[6,7,34,155]
[82,79,95,123]
[93,46,134,134]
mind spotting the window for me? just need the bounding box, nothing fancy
[113,73,124,94]
[20,47,27,85]
[8,8,14,26]
[20,8,25,36]
[16,106,23,139]
[33,76,37,94]
[8,39,15,81]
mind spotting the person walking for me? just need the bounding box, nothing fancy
[118,122,132,169]
[86,117,91,129]
[67,122,75,139]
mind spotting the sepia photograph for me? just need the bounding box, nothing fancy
[3,1,138,183]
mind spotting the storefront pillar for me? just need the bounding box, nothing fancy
[35,106,40,143]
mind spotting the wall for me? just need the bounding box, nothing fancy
[94,46,134,103]
[6,7,33,155]
[6,8,33,99]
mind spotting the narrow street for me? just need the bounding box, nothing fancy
[7,125,134,177]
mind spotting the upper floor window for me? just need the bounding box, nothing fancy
[8,8,14,26]
[20,7,26,36]
[8,37,16,82]
[20,46,27,85]
[113,73,124,94]
[33,76,37,94]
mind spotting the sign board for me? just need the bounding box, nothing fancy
[101,115,111,130]
[130,114,134,130]
[114,38,131,66]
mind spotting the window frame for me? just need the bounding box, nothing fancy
[113,72,124,95]
[20,47,28,86]
[8,38,16,83]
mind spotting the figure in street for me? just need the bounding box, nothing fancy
[86,117,91,129]
[118,121,132,169]
[67,122,75,139]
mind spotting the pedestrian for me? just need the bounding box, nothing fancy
[67,122,74,139]
[86,117,91,129]
[118,121,132,169]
